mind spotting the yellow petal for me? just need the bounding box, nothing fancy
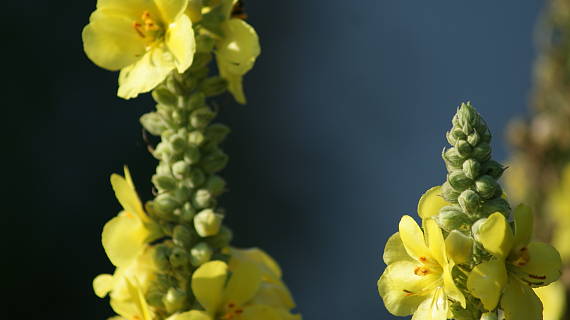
[229,247,282,280]
[82,10,146,70]
[224,260,263,306]
[154,0,188,22]
[240,305,284,320]
[474,212,514,259]
[418,186,449,219]
[425,219,446,267]
[166,14,195,72]
[111,168,147,222]
[501,277,543,320]
[98,0,159,19]
[102,214,149,267]
[93,274,115,298]
[515,242,562,288]
[378,260,437,316]
[466,259,507,310]
[443,266,466,308]
[445,230,473,265]
[118,48,176,99]
[249,281,296,309]
[165,310,212,320]
[534,281,566,320]
[513,204,533,249]
[192,261,228,314]
[411,287,448,320]
[383,232,413,265]
[126,278,153,320]
[398,215,430,262]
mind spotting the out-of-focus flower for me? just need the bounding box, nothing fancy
[534,281,565,320]
[82,0,195,99]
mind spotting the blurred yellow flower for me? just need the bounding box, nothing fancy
[548,164,570,262]
[82,0,195,99]
[534,281,565,320]
[378,216,466,319]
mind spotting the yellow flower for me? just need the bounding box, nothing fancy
[467,205,562,319]
[102,167,160,268]
[215,0,260,104]
[175,249,300,320]
[82,0,196,99]
[378,216,466,319]
[534,281,566,320]
[93,248,157,320]
[417,186,449,219]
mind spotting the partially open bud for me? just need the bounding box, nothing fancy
[445,230,473,264]
[194,209,223,237]
[190,242,213,266]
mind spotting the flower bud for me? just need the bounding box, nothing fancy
[180,202,196,223]
[172,160,191,179]
[188,130,205,146]
[481,160,505,179]
[185,168,206,188]
[436,205,471,232]
[193,189,212,209]
[166,75,184,95]
[169,246,189,267]
[441,181,460,202]
[448,170,473,191]
[184,146,201,165]
[467,130,480,146]
[205,175,226,196]
[188,92,206,110]
[154,245,172,270]
[153,142,173,161]
[206,226,233,249]
[146,290,165,308]
[455,140,472,157]
[443,147,464,169]
[163,287,187,313]
[190,242,213,266]
[154,194,181,216]
[458,189,480,216]
[189,54,212,72]
[170,134,188,153]
[472,142,491,162]
[479,198,511,218]
[205,124,231,145]
[201,150,229,173]
[190,107,215,129]
[200,76,228,97]
[152,174,177,191]
[475,175,501,199]
[141,112,168,136]
[194,209,223,237]
[173,225,195,248]
[152,87,178,107]
[445,230,473,264]
[462,158,480,180]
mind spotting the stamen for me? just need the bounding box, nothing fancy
[414,266,430,276]
[133,22,145,38]
[528,274,547,280]
[512,247,530,266]
[403,289,415,296]
[419,256,428,262]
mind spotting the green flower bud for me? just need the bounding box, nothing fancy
[480,312,498,320]
[455,140,472,157]
[163,287,187,314]
[190,242,213,266]
[205,124,231,145]
[201,150,229,173]
[173,225,195,248]
[141,112,168,136]
[170,134,188,153]
[169,246,189,267]
[436,205,471,232]
[479,198,511,218]
[184,146,201,164]
[195,34,215,53]
[153,142,173,161]
[458,190,480,216]
[443,147,465,169]
[472,142,491,162]
[156,162,171,176]
[475,175,501,199]
[188,130,205,146]
[180,202,196,223]
[462,158,480,180]
[189,53,212,71]
[185,168,206,189]
[205,175,226,196]
[448,170,473,191]
[153,87,178,107]
[171,109,185,125]
[441,181,461,202]
[152,174,177,191]
[154,193,181,216]
[173,186,192,203]
[200,76,227,97]
[190,107,215,129]
[188,92,206,110]
[193,189,212,209]
[194,209,223,237]
[154,245,172,271]
[445,230,473,265]
[146,290,165,308]
[205,226,233,249]
[166,75,184,95]
[480,160,505,179]
[172,160,191,179]
[467,130,480,146]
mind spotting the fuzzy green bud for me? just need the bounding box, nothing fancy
[472,142,491,162]
[443,147,464,169]
[146,290,165,308]
[190,242,213,266]
[169,246,189,267]
[154,245,172,271]
[479,198,511,218]
[205,124,231,145]
[200,76,227,97]
[467,130,480,146]
[441,181,461,202]
[152,174,177,191]
[163,288,187,313]
[480,160,505,179]
[194,209,223,237]
[475,175,501,199]
[184,146,201,164]
[173,225,195,248]
[185,168,206,189]
[201,150,229,173]
[445,230,473,264]
[188,92,206,110]
[206,226,233,248]
[205,175,226,196]
[188,130,205,146]
[448,170,473,191]
[141,112,168,136]
[170,134,188,153]
[458,190,480,216]
[154,194,180,216]
[180,202,196,223]
[193,189,212,209]
[462,158,480,180]
[153,87,178,107]
[172,160,191,179]
[456,140,472,157]
[436,205,471,232]
[190,107,216,129]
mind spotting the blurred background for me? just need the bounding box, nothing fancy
[3,0,544,319]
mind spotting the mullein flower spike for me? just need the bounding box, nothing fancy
[83,1,297,319]
[377,103,562,320]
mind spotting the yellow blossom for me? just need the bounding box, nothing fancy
[82,0,196,99]
[378,215,466,320]
[467,205,562,319]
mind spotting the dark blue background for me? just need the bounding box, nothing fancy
[4,1,543,319]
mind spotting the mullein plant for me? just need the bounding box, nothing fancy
[504,0,570,319]
[82,1,301,319]
[378,103,563,320]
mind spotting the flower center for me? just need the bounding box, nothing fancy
[132,11,164,48]
[511,247,530,267]
[219,301,244,320]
